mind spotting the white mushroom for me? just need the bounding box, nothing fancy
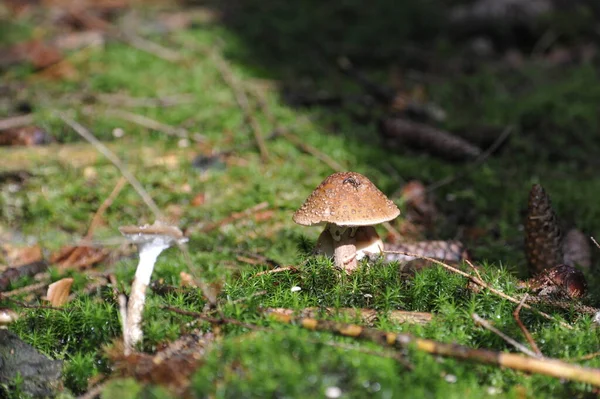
[119,221,187,354]
[293,172,399,273]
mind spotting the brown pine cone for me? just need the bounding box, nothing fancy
[524,184,563,275]
[379,117,482,161]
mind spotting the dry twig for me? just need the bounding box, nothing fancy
[102,109,200,141]
[250,85,344,172]
[57,112,164,219]
[426,125,513,193]
[206,45,269,162]
[383,250,573,329]
[252,266,299,277]
[270,312,600,386]
[472,313,540,358]
[513,294,543,357]
[189,202,269,233]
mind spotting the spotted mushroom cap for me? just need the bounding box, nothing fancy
[293,172,400,226]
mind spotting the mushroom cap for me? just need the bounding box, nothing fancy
[119,221,187,246]
[293,172,400,226]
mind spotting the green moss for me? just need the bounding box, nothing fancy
[1,1,600,397]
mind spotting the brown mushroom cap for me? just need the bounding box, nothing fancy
[293,172,400,226]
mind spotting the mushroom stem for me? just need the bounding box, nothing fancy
[124,240,170,355]
[331,227,358,273]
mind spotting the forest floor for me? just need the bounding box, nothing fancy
[1,1,600,398]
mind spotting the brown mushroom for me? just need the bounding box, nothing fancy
[293,172,399,272]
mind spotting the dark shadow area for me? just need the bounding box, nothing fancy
[200,0,600,281]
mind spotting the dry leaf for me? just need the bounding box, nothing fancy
[46,277,74,306]
[179,271,196,288]
[0,126,52,146]
[191,193,205,207]
[2,244,43,267]
[50,245,108,270]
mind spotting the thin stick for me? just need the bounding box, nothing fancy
[472,313,540,358]
[206,46,269,162]
[271,313,600,386]
[162,306,259,330]
[465,258,483,281]
[383,250,573,329]
[96,93,195,108]
[57,112,163,219]
[84,177,128,241]
[571,352,600,361]
[121,33,184,63]
[249,85,344,171]
[0,114,34,131]
[188,201,269,233]
[252,266,298,277]
[316,339,413,369]
[513,294,543,357]
[102,109,197,141]
[591,237,600,250]
[1,281,48,297]
[274,128,345,172]
[426,126,513,193]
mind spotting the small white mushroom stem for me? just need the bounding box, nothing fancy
[124,239,170,355]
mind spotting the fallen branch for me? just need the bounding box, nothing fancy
[0,114,34,131]
[383,250,573,329]
[270,312,600,386]
[267,307,433,326]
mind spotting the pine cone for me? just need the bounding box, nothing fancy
[524,184,563,275]
[379,117,482,161]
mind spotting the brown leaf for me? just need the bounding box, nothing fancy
[524,184,563,275]
[179,271,197,288]
[46,277,74,306]
[35,59,79,81]
[191,193,205,207]
[379,117,481,161]
[2,244,43,267]
[50,245,108,270]
[2,40,63,69]
[0,126,52,146]
[562,228,592,270]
